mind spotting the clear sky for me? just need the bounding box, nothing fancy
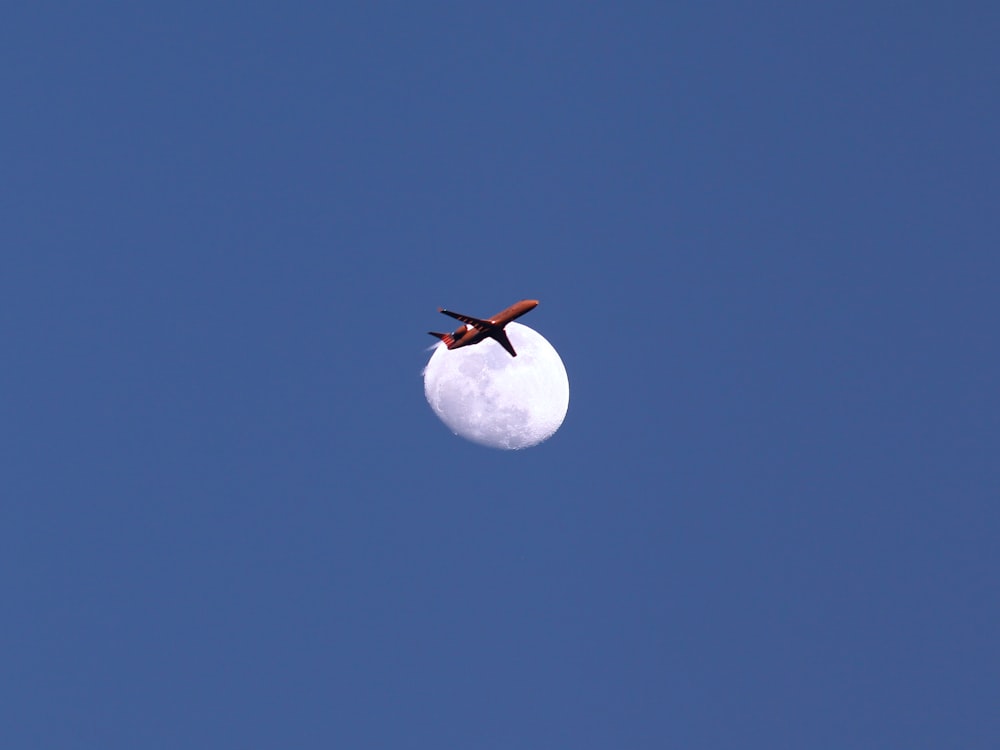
[4,3,998,747]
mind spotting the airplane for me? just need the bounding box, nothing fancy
[428,299,539,357]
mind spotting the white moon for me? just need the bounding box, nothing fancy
[423,322,570,450]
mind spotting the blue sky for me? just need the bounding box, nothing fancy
[3,3,998,747]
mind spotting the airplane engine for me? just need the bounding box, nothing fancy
[452,325,469,340]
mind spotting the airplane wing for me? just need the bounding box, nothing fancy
[439,309,492,330]
[492,330,517,357]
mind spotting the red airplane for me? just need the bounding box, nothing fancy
[428,299,539,357]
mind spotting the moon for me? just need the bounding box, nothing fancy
[423,322,570,450]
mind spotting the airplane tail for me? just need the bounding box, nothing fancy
[427,331,455,348]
